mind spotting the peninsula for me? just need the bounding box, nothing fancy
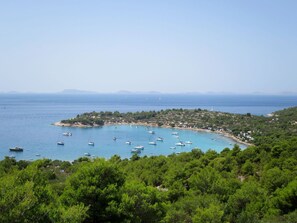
[54,107,297,147]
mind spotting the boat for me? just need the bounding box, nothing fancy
[156,137,164,141]
[148,130,155,134]
[149,142,157,145]
[84,153,91,156]
[88,142,95,146]
[170,146,176,149]
[172,132,179,135]
[36,154,41,156]
[175,142,185,146]
[9,146,24,152]
[134,145,144,150]
[185,141,192,144]
[57,142,64,146]
[125,141,132,145]
[63,132,72,136]
[131,148,141,154]
[113,137,117,141]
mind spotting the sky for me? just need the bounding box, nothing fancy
[0,0,296,94]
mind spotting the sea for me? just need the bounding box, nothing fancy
[0,94,296,161]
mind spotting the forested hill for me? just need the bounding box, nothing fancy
[1,139,297,222]
[60,106,297,145]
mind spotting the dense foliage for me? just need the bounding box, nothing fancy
[1,107,297,222]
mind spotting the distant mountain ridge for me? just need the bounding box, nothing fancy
[59,89,98,94]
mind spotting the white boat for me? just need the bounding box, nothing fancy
[148,130,155,134]
[185,141,192,144]
[63,132,72,136]
[57,142,64,146]
[36,154,41,157]
[9,146,24,152]
[131,148,141,154]
[149,142,157,145]
[175,142,185,146]
[170,146,176,149]
[134,145,144,150]
[84,153,91,156]
[125,141,132,145]
[172,132,179,135]
[113,137,117,141]
[156,137,164,141]
[88,142,95,146]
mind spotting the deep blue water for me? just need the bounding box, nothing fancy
[0,94,296,161]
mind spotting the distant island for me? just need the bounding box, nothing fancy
[54,107,297,147]
[59,89,99,94]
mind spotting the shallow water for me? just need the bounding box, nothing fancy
[3,125,245,161]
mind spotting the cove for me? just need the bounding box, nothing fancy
[5,125,247,161]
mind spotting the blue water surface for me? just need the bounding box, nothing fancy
[0,94,296,161]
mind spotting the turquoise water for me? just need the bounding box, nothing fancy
[4,125,245,161]
[1,94,296,161]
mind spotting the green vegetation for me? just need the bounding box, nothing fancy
[60,107,297,145]
[1,107,297,222]
[61,112,104,126]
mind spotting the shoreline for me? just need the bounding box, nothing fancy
[53,121,253,147]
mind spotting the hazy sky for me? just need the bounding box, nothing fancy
[0,0,296,94]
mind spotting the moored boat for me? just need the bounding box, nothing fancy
[57,141,64,145]
[134,145,144,150]
[63,132,72,136]
[84,152,91,156]
[131,148,141,154]
[149,141,157,145]
[88,142,95,146]
[185,141,192,144]
[156,137,164,141]
[125,141,132,145]
[175,142,185,146]
[9,146,23,152]
[148,130,155,134]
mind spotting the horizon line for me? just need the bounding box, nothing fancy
[1,90,297,96]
